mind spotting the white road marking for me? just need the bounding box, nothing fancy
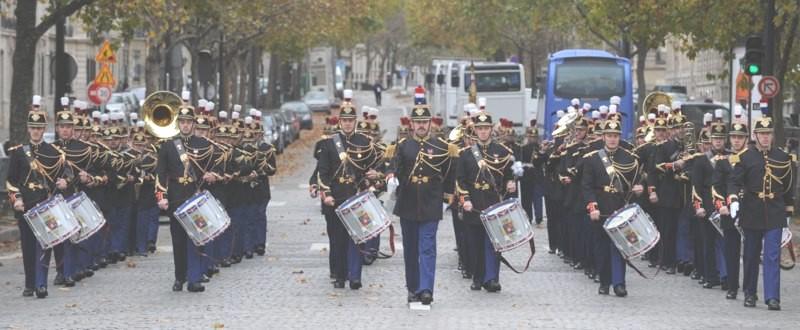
[268,201,287,208]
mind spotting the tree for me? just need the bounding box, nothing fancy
[9,0,94,143]
[677,0,800,144]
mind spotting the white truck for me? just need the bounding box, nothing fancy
[434,61,530,130]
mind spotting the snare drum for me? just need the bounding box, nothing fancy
[480,199,534,253]
[23,194,80,250]
[604,203,660,259]
[174,191,231,246]
[66,191,107,243]
[335,190,390,244]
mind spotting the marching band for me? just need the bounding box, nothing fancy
[8,85,796,313]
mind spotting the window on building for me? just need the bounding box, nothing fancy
[86,59,96,85]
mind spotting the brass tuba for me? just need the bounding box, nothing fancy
[142,91,183,139]
[641,92,672,142]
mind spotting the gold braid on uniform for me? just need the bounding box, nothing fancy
[473,146,513,183]
[762,152,793,195]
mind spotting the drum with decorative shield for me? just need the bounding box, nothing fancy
[23,194,80,249]
[335,190,390,244]
[479,199,534,253]
[66,191,107,243]
[604,203,660,259]
[173,190,231,246]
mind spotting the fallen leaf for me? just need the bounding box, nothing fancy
[127,261,136,268]
[65,303,77,308]
[213,322,225,329]
[292,270,304,274]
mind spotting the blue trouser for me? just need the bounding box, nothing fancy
[242,203,257,254]
[254,201,268,248]
[18,214,37,289]
[715,232,727,279]
[723,225,742,290]
[401,219,439,294]
[169,216,203,284]
[483,230,501,284]
[532,183,544,221]
[35,242,73,287]
[63,241,81,278]
[742,227,781,301]
[110,206,132,254]
[216,206,245,259]
[676,207,693,263]
[364,234,381,260]
[136,206,159,254]
[593,222,626,286]
[347,239,362,281]
[232,206,247,256]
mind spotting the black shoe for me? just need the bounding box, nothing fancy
[362,255,376,266]
[244,251,254,259]
[557,251,564,258]
[73,271,85,282]
[470,281,482,291]
[648,261,658,268]
[594,277,601,283]
[210,266,220,275]
[598,285,610,295]
[419,290,433,305]
[703,281,720,289]
[547,249,556,254]
[461,270,472,279]
[349,280,362,290]
[584,268,592,276]
[690,271,702,280]
[587,271,596,280]
[98,257,108,268]
[613,284,628,297]
[53,274,65,286]
[766,299,781,311]
[573,262,585,270]
[483,280,501,292]
[172,280,185,292]
[220,259,232,268]
[35,286,48,299]
[333,280,345,289]
[255,246,266,256]
[231,255,242,264]
[665,266,676,275]
[147,241,157,253]
[22,287,34,297]
[407,291,420,303]
[683,264,694,276]
[117,253,127,261]
[187,283,205,293]
[88,263,100,271]
[698,278,707,286]
[84,269,95,278]
[676,262,685,274]
[726,290,738,300]
[63,277,76,287]
[744,295,756,307]
[199,274,210,283]
[721,282,729,291]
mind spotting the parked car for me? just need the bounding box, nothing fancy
[281,101,313,130]
[262,113,285,154]
[280,108,301,140]
[303,91,332,112]
[266,109,294,147]
[106,92,136,115]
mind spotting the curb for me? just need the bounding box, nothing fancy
[0,226,19,242]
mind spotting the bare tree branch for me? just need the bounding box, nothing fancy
[34,0,95,38]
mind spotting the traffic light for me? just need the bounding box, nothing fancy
[743,36,764,76]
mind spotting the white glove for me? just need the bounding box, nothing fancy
[443,203,449,214]
[387,177,399,198]
[511,161,524,177]
[730,201,739,220]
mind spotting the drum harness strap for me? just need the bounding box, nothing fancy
[598,149,650,279]
[333,134,396,259]
[470,144,535,274]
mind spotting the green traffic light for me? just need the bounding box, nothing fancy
[748,64,761,75]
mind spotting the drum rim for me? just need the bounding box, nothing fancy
[603,203,641,228]
[336,190,374,211]
[480,198,519,217]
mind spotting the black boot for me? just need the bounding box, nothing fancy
[598,285,610,295]
[743,295,757,307]
[35,286,48,299]
[53,273,65,286]
[172,280,185,292]
[22,287,34,297]
[187,282,205,292]
[613,284,628,297]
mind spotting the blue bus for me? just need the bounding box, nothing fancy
[543,49,634,140]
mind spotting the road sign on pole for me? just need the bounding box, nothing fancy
[758,75,780,99]
[95,40,117,63]
[88,82,113,105]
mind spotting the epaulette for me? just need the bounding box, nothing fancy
[384,143,396,159]
[397,137,407,145]
[583,150,599,159]
[729,149,746,165]
[448,143,460,157]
